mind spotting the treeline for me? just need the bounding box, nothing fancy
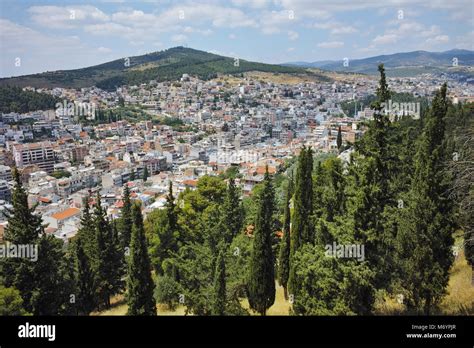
[0,65,471,316]
[0,86,60,114]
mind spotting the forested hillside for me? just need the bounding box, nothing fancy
[0,47,329,91]
[0,86,60,114]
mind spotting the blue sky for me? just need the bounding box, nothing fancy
[1,0,473,77]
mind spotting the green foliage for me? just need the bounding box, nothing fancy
[394,84,456,314]
[288,146,314,299]
[277,180,292,299]
[93,193,125,310]
[0,86,60,113]
[221,178,244,244]
[1,168,69,315]
[74,238,96,315]
[154,274,181,311]
[119,185,133,248]
[50,170,71,179]
[1,47,328,91]
[337,126,342,150]
[212,249,226,315]
[291,244,374,315]
[0,286,30,315]
[126,204,156,315]
[248,169,276,315]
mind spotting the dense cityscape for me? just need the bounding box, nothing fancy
[0,0,473,345]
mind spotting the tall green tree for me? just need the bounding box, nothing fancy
[247,168,276,315]
[2,168,67,315]
[395,83,456,314]
[278,179,292,300]
[288,146,313,297]
[143,166,149,182]
[336,125,342,150]
[120,185,133,248]
[221,177,243,244]
[148,182,180,275]
[74,238,96,315]
[127,203,156,315]
[350,63,395,290]
[93,193,124,309]
[212,248,226,315]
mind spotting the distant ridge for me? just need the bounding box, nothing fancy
[284,49,474,76]
[0,46,329,91]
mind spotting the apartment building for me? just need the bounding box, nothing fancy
[12,141,56,173]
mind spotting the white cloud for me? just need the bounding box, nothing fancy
[311,21,357,35]
[231,0,269,8]
[288,30,299,40]
[97,46,112,53]
[425,35,449,45]
[372,34,398,45]
[171,34,187,43]
[28,5,109,29]
[317,41,344,48]
[260,10,296,34]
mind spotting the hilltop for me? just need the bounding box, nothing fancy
[0,47,330,91]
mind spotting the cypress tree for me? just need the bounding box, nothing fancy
[278,179,292,300]
[222,177,243,244]
[30,234,66,315]
[127,203,156,315]
[120,185,133,248]
[288,146,313,298]
[350,63,394,290]
[212,248,226,315]
[247,167,275,316]
[75,238,96,315]
[2,168,66,315]
[395,83,456,314]
[93,192,124,309]
[337,125,342,151]
[143,166,149,182]
[166,182,178,233]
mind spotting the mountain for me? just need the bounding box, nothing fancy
[0,47,329,91]
[285,49,474,77]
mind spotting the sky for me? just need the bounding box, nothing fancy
[0,0,473,77]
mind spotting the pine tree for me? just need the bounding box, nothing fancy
[212,248,226,315]
[120,185,133,248]
[221,177,243,244]
[278,179,292,300]
[247,167,275,315]
[127,203,156,315]
[75,238,96,315]
[337,125,342,151]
